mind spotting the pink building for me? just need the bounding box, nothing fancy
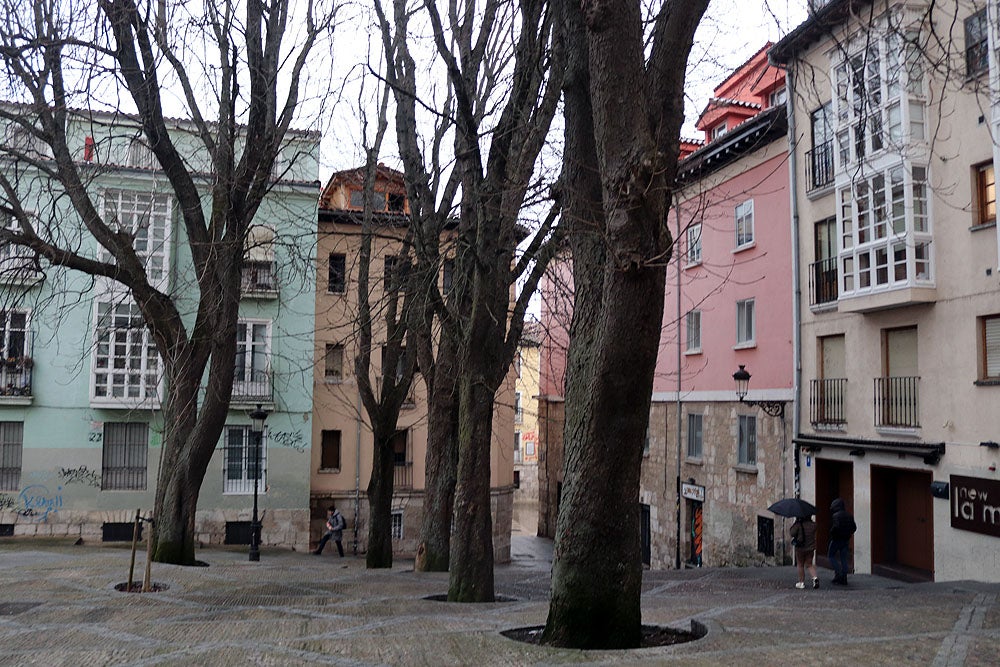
[538,45,796,568]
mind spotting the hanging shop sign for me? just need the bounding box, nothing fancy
[950,475,1000,538]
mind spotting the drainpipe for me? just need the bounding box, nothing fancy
[355,383,362,555]
[674,201,683,571]
[786,63,803,502]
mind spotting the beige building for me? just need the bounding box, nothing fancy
[311,165,515,561]
[513,321,541,534]
[772,0,1000,582]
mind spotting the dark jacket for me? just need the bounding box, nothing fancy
[829,498,856,541]
[790,518,817,551]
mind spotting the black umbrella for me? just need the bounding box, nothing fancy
[768,498,817,518]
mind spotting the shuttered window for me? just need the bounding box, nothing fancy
[983,316,1000,379]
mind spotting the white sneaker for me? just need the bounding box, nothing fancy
[794,582,806,589]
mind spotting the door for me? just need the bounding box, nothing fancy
[871,466,933,579]
[688,500,703,566]
[640,504,651,566]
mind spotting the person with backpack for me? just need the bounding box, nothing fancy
[790,515,819,589]
[828,497,856,585]
[313,505,347,557]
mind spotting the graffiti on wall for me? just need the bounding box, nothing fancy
[270,430,306,452]
[58,466,102,488]
[17,485,63,522]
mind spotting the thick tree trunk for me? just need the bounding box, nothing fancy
[416,334,460,572]
[447,373,496,601]
[366,426,396,568]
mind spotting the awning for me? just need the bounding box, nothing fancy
[793,433,945,465]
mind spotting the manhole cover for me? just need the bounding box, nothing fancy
[0,602,43,616]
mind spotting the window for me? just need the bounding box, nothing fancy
[349,190,366,209]
[101,190,171,281]
[514,431,522,463]
[442,258,454,296]
[320,430,341,470]
[965,9,988,77]
[685,310,701,353]
[0,212,38,280]
[514,391,523,423]
[735,200,754,248]
[391,511,403,539]
[324,343,344,382]
[980,315,1000,381]
[388,192,406,212]
[643,425,650,455]
[384,256,398,290]
[234,321,269,399]
[392,430,409,466]
[736,298,755,346]
[838,164,933,295]
[769,87,787,107]
[101,422,148,490]
[809,103,834,190]
[975,162,995,227]
[686,413,703,459]
[328,253,346,293]
[711,123,728,140]
[92,302,160,402]
[223,425,266,494]
[242,226,276,292]
[0,422,23,491]
[2,123,47,158]
[1,310,28,360]
[685,224,702,265]
[516,351,522,378]
[125,138,157,169]
[513,470,521,489]
[737,415,756,465]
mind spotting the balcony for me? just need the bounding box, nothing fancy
[232,368,273,406]
[806,140,834,193]
[240,261,278,299]
[394,461,413,490]
[809,257,838,307]
[0,357,32,403]
[809,378,846,426]
[873,376,920,429]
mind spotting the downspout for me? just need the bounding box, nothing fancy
[674,201,683,570]
[786,63,803,501]
[355,384,362,555]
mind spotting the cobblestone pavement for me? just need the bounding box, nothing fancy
[0,536,997,666]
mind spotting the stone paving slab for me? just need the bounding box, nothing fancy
[0,537,998,665]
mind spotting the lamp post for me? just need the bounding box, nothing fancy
[248,404,269,562]
[732,365,785,418]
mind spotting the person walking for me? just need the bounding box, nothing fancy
[313,505,346,557]
[828,497,856,585]
[790,515,819,589]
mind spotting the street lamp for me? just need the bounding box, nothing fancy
[248,403,269,562]
[732,365,785,418]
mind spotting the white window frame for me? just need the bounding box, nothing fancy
[686,413,703,459]
[685,310,702,353]
[223,425,268,495]
[737,414,757,465]
[735,200,754,249]
[91,301,162,406]
[711,123,728,140]
[514,431,522,463]
[100,190,172,284]
[0,211,40,283]
[685,223,702,265]
[234,320,271,397]
[736,298,756,347]
[769,87,787,107]
[981,315,1000,381]
[837,163,933,297]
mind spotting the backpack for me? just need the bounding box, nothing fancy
[335,512,346,531]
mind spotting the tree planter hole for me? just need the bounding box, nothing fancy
[114,582,169,593]
[501,620,707,649]
[423,593,517,603]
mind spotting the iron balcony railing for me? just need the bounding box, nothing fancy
[874,376,920,428]
[809,257,838,306]
[233,368,273,404]
[240,261,278,296]
[806,140,834,192]
[0,357,32,398]
[394,461,413,489]
[809,378,847,425]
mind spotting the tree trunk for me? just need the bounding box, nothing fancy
[447,372,496,601]
[416,334,460,572]
[366,425,397,568]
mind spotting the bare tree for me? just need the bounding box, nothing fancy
[541,0,710,648]
[375,0,564,595]
[0,0,333,564]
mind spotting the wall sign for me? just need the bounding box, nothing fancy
[950,475,1000,538]
[681,482,705,503]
